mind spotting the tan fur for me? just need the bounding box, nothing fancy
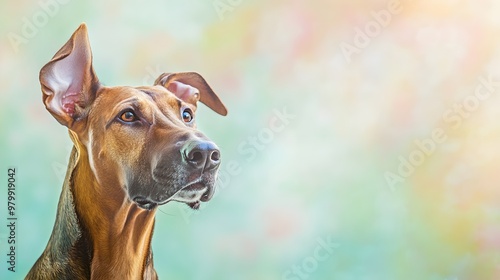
[27,23,226,280]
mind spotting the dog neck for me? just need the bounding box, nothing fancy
[27,146,158,279]
[73,143,158,279]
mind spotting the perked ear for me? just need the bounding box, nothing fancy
[155,72,228,116]
[40,23,100,127]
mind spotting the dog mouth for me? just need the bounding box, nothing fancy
[132,179,214,210]
[168,180,212,210]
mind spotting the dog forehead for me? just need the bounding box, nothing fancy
[95,85,178,107]
[135,85,179,102]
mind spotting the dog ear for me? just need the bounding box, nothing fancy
[155,72,227,116]
[40,23,100,128]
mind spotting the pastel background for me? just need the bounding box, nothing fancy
[1,0,500,279]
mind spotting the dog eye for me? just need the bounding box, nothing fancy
[119,110,138,122]
[182,109,193,123]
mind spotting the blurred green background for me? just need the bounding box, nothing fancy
[2,0,500,279]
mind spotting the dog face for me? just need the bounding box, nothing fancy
[85,84,223,210]
[40,24,227,210]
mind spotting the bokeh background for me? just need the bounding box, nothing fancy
[2,0,500,279]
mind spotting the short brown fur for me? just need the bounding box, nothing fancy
[27,23,226,280]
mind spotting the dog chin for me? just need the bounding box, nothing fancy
[169,182,210,210]
[133,181,214,210]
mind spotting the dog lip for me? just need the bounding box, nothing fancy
[182,182,206,191]
[132,197,157,210]
[200,184,214,202]
[161,177,215,206]
[182,180,214,202]
[141,176,216,208]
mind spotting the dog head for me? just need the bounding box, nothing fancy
[40,23,227,210]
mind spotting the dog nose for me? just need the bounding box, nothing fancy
[182,140,221,170]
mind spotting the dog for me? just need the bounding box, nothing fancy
[26,23,227,279]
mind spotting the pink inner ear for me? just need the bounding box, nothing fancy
[167,81,199,102]
[60,92,80,115]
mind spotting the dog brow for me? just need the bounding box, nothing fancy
[140,90,155,97]
[116,97,140,107]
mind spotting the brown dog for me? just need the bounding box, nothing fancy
[26,23,227,279]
